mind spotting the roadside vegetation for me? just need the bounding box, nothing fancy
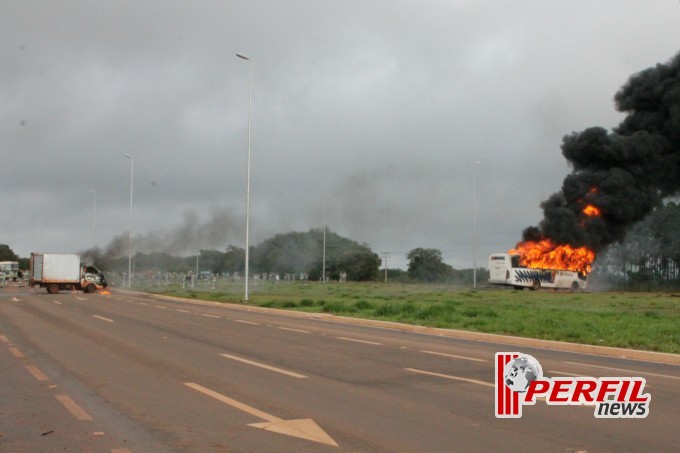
[147,280,680,354]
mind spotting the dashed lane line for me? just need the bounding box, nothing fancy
[421,350,486,362]
[565,362,680,381]
[93,315,114,323]
[26,365,49,381]
[220,353,307,379]
[337,336,382,346]
[278,326,311,334]
[201,314,220,319]
[405,368,495,388]
[55,394,93,421]
[234,319,260,325]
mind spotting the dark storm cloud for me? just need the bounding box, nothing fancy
[2,1,680,268]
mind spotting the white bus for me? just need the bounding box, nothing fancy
[488,254,587,290]
[0,261,20,282]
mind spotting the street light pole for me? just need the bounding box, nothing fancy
[124,154,134,288]
[472,161,480,289]
[89,189,96,247]
[236,53,252,301]
[322,196,328,283]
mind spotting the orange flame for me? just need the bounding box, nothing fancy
[97,288,111,295]
[508,239,595,274]
[583,204,601,217]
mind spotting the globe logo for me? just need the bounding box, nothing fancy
[503,354,543,393]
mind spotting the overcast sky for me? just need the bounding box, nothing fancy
[2,1,680,269]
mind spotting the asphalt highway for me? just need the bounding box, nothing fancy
[1,286,678,452]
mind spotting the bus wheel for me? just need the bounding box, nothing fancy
[571,281,580,291]
[530,280,540,291]
[47,284,60,294]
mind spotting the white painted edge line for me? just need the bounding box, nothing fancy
[92,315,114,323]
[420,350,486,362]
[220,353,307,379]
[337,336,382,346]
[565,361,680,380]
[234,319,260,325]
[278,326,310,334]
[201,313,220,319]
[405,368,495,388]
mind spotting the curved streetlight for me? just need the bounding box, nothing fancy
[472,161,481,288]
[236,53,253,301]
[124,154,133,288]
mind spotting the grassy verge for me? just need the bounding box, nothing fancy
[142,281,680,354]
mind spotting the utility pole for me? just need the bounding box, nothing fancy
[382,252,390,283]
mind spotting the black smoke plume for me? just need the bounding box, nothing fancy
[522,51,680,253]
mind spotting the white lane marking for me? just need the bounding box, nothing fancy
[421,350,486,362]
[155,305,168,309]
[55,394,93,421]
[234,319,260,325]
[337,336,382,346]
[220,353,307,379]
[139,302,149,306]
[76,297,88,301]
[565,361,680,381]
[11,297,21,302]
[278,327,310,334]
[0,335,10,344]
[26,365,49,381]
[92,315,114,323]
[176,309,191,313]
[52,300,62,305]
[201,314,220,319]
[184,382,337,446]
[405,368,495,388]
[9,347,25,358]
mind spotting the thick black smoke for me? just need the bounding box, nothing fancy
[523,51,680,253]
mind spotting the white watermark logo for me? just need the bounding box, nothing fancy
[495,352,650,419]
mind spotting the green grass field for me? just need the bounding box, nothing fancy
[145,280,680,354]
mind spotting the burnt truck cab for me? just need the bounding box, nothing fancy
[82,265,107,292]
[488,253,587,290]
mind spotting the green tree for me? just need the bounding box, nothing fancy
[406,248,453,282]
[0,244,19,261]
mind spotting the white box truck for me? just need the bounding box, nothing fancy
[29,253,107,294]
[488,253,587,290]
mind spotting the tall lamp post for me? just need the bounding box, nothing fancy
[89,188,96,247]
[124,154,134,288]
[236,53,253,301]
[472,161,480,288]
[322,196,330,283]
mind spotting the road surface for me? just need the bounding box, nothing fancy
[1,286,678,451]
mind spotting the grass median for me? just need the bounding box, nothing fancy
[146,281,680,354]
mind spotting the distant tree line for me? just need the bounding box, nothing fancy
[591,201,680,289]
[83,229,382,282]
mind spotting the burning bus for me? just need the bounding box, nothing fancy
[488,239,593,290]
